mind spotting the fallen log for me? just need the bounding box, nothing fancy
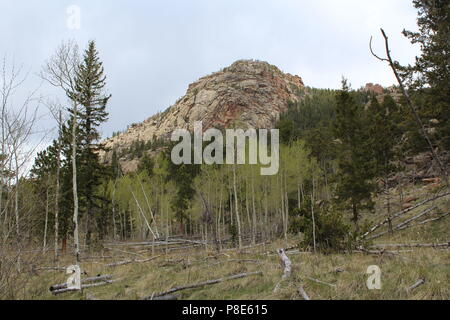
[168,238,206,245]
[50,275,113,291]
[417,212,449,225]
[396,206,437,230]
[142,271,263,299]
[307,277,336,288]
[362,191,450,239]
[34,266,66,272]
[367,206,437,240]
[105,247,145,258]
[298,286,311,300]
[151,295,178,300]
[207,259,261,268]
[274,249,292,293]
[105,255,162,268]
[371,242,449,249]
[51,278,119,295]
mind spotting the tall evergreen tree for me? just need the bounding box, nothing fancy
[68,40,111,242]
[367,95,402,224]
[368,95,402,180]
[402,0,450,150]
[334,80,375,229]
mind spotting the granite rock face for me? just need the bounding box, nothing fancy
[101,60,306,165]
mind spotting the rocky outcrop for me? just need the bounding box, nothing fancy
[101,60,306,162]
[364,83,385,95]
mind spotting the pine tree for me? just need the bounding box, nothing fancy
[367,95,402,226]
[334,80,375,229]
[368,95,401,180]
[68,40,111,242]
[402,0,450,150]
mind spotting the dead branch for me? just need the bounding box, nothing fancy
[105,255,162,268]
[370,29,448,184]
[307,277,336,288]
[362,191,450,238]
[274,249,292,292]
[407,279,425,293]
[367,206,437,240]
[142,271,263,299]
[298,286,311,300]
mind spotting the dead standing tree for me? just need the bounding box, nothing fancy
[44,98,65,260]
[0,56,44,299]
[369,29,448,186]
[0,56,41,242]
[41,40,81,264]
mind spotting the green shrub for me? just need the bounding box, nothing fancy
[290,201,352,253]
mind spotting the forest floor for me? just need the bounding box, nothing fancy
[9,182,450,300]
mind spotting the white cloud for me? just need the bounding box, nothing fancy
[0,0,421,139]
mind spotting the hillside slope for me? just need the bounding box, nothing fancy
[101,60,305,164]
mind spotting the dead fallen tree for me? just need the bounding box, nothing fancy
[274,249,292,292]
[105,255,162,268]
[50,275,113,294]
[105,247,145,258]
[371,242,449,249]
[362,191,450,239]
[367,206,437,240]
[33,266,66,272]
[355,247,408,260]
[307,277,336,288]
[417,212,449,225]
[206,259,261,268]
[151,294,178,300]
[51,278,120,295]
[142,271,263,299]
[168,238,207,245]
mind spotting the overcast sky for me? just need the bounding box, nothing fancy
[1,0,420,141]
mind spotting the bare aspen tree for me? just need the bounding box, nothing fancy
[311,176,317,254]
[41,40,80,264]
[43,177,50,252]
[251,171,257,245]
[71,99,80,264]
[232,164,242,249]
[44,100,65,260]
[0,56,41,241]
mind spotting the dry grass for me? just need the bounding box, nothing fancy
[3,183,449,300]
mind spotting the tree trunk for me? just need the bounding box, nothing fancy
[311,178,317,254]
[43,185,49,253]
[14,153,19,236]
[54,111,62,261]
[232,165,242,249]
[72,102,80,265]
[251,176,257,245]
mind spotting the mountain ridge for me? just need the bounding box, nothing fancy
[100,59,306,166]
